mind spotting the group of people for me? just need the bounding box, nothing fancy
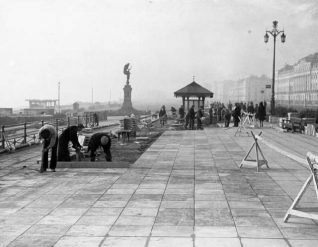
[179,105,205,130]
[160,100,267,130]
[38,124,112,173]
[231,101,267,127]
[159,104,206,130]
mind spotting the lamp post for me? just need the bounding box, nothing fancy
[264,20,286,115]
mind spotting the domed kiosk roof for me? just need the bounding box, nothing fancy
[174,81,214,98]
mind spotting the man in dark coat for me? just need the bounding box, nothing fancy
[57,124,84,161]
[258,102,266,127]
[87,133,112,162]
[38,124,58,173]
[232,103,241,127]
[189,105,196,130]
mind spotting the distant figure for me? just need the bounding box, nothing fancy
[258,102,266,128]
[57,124,84,161]
[189,105,196,130]
[254,104,259,120]
[232,103,241,127]
[209,104,213,124]
[171,106,177,117]
[38,124,58,173]
[87,133,112,162]
[123,63,131,84]
[196,106,204,130]
[159,105,167,127]
[178,105,185,120]
[93,113,99,126]
[247,102,254,120]
[184,111,190,129]
[223,108,231,127]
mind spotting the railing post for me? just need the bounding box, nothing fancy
[41,120,44,126]
[23,122,27,144]
[1,126,5,149]
[56,118,59,133]
[67,117,70,127]
[85,114,88,128]
[77,116,80,125]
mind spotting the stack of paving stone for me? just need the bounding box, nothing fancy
[305,124,316,136]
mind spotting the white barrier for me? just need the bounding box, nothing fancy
[239,131,269,172]
[284,152,318,222]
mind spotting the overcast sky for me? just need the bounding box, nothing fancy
[1,0,318,108]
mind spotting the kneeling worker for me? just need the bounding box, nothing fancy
[87,133,112,162]
[38,124,58,173]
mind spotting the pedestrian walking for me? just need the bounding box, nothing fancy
[87,132,112,162]
[159,105,167,127]
[258,102,266,127]
[57,124,84,161]
[38,124,58,173]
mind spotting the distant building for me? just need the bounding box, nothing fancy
[214,75,271,104]
[0,108,13,116]
[276,52,318,109]
[73,102,80,112]
[24,99,58,115]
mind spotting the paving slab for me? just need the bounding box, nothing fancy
[0,126,318,246]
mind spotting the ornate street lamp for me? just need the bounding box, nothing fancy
[264,20,286,115]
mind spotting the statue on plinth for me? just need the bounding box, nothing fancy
[123,63,131,85]
[121,63,133,114]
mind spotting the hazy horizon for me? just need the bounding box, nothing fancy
[1,0,318,108]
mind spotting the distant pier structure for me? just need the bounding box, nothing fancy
[24,99,58,115]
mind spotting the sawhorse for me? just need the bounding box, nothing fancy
[284,152,318,222]
[240,131,269,172]
[234,116,250,136]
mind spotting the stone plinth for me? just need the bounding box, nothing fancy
[121,84,133,114]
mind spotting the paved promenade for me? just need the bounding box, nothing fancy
[0,126,318,247]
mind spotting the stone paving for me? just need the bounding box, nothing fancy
[0,126,318,246]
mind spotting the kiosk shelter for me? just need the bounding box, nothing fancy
[174,79,214,112]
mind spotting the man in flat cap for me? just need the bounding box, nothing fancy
[87,132,112,162]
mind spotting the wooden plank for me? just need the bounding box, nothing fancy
[56,161,130,168]
[288,209,318,221]
[241,160,267,166]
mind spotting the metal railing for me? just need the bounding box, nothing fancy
[0,114,106,152]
